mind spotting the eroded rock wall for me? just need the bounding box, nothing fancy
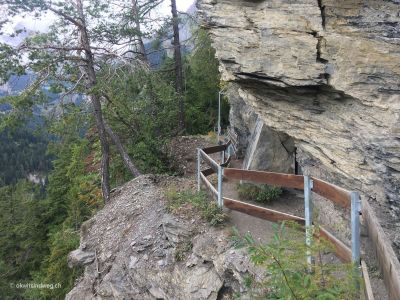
[198,0,400,245]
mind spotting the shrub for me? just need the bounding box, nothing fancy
[231,222,361,299]
[237,183,282,203]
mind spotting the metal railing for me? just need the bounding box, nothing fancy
[197,142,375,300]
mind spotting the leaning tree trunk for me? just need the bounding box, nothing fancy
[104,121,141,177]
[91,95,111,202]
[76,0,111,201]
[76,0,141,201]
[170,0,185,132]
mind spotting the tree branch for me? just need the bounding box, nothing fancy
[47,6,83,28]
[19,43,86,52]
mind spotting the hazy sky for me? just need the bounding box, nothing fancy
[1,0,195,44]
[160,0,195,15]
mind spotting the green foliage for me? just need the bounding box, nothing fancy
[27,228,81,300]
[237,183,283,203]
[30,136,102,299]
[0,180,48,299]
[165,189,227,226]
[0,127,51,187]
[0,3,225,299]
[232,222,361,299]
[0,42,25,83]
[184,29,229,134]
[0,107,102,299]
[100,66,179,179]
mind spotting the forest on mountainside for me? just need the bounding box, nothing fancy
[0,128,52,186]
[0,1,229,298]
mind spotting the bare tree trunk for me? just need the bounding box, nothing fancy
[104,121,141,177]
[91,95,111,202]
[132,0,148,64]
[75,0,111,201]
[170,0,185,132]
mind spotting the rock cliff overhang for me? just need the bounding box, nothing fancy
[197,0,400,254]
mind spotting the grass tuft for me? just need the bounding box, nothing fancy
[165,188,226,226]
[237,182,282,203]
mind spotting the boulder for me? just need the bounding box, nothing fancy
[67,249,95,268]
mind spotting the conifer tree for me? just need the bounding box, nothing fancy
[170,0,185,132]
[1,0,153,201]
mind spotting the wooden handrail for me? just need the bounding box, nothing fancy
[224,168,304,189]
[361,260,375,300]
[199,143,377,299]
[311,177,351,208]
[362,200,400,300]
[202,144,227,154]
[317,227,352,263]
[200,145,353,208]
[201,156,232,177]
[223,197,352,263]
[223,197,305,224]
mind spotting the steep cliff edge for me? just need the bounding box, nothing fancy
[198,0,400,253]
[66,175,262,299]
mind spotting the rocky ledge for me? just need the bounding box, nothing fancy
[197,0,400,255]
[66,176,261,300]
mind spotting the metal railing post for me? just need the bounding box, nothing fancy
[351,191,361,293]
[304,175,313,267]
[218,91,222,141]
[217,165,223,207]
[197,149,201,192]
[221,149,225,164]
[351,191,361,264]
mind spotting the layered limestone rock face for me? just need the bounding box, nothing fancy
[198,0,400,248]
[66,176,263,300]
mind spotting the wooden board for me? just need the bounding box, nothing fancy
[202,144,226,154]
[223,197,305,224]
[222,197,354,264]
[361,259,375,300]
[318,227,352,263]
[223,168,304,189]
[362,200,400,300]
[311,177,351,208]
[201,156,232,177]
[201,168,215,177]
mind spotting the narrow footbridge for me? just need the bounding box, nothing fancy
[197,141,400,300]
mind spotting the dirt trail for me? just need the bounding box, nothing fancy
[168,135,388,300]
[220,158,304,244]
